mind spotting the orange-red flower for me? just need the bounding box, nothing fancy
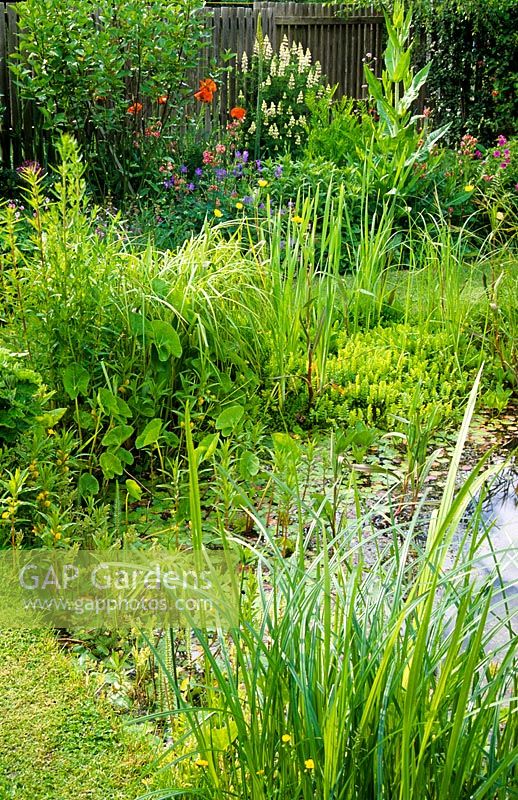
[230,106,246,120]
[127,102,143,115]
[157,95,168,105]
[194,78,217,103]
[201,78,217,93]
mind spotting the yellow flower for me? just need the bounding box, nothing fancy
[496,211,505,221]
[256,769,265,776]
[464,184,474,192]
[281,733,292,743]
[292,215,304,224]
[235,202,244,210]
[213,208,223,218]
[195,758,209,767]
[1,511,10,520]
[47,428,55,436]
[304,758,315,770]
[258,179,268,188]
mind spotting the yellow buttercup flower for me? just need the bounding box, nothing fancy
[195,758,209,767]
[464,184,474,192]
[213,208,223,218]
[304,758,315,770]
[281,733,292,743]
[256,769,265,776]
[236,201,244,210]
[292,215,304,224]
[258,179,268,188]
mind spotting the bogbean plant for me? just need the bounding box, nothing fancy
[11,0,208,199]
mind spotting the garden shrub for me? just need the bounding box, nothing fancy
[11,0,208,199]
[413,0,518,144]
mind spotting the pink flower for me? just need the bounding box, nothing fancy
[497,135,507,146]
[215,143,226,154]
[493,150,501,158]
[500,162,508,168]
[202,150,215,165]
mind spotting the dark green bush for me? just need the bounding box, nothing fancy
[413,0,518,143]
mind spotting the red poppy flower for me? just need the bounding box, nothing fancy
[157,95,168,105]
[194,78,217,103]
[127,102,143,115]
[200,78,217,93]
[230,106,246,120]
[195,86,214,103]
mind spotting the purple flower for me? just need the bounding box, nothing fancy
[195,167,203,177]
[500,162,508,168]
[232,165,243,177]
[497,135,507,146]
[493,150,501,158]
[187,182,195,191]
[163,177,175,189]
[274,164,283,178]
[474,150,482,159]
[215,168,227,181]
[255,159,263,173]
[242,195,253,205]
[180,164,188,174]
[242,150,249,164]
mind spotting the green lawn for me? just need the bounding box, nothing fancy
[0,629,155,800]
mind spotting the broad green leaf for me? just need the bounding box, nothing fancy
[101,424,134,448]
[215,405,244,433]
[98,388,119,416]
[195,432,219,466]
[78,472,99,497]
[239,450,260,480]
[125,479,142,500]
[135,417,163,448]
[62,364,90,400]
[99,450,123,479]
[150,319,182,361]
[117,447,134,466]
[36,407,67,427]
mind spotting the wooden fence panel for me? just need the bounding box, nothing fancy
[0,1,386,171]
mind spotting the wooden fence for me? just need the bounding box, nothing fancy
[0,1,384,171]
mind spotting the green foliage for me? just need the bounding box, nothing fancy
[150,386,517,800]
[11,0,208,198]
[413,0,518,143]
[0,348,53,445]
[314,324,476,428]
